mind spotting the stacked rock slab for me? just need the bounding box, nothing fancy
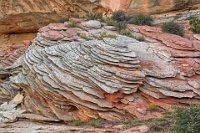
[2,19,200,122]
[0,42,30,104]
[11,20,145,121]
[127,24,200,107]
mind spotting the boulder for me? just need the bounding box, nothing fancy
[0,20,199,122]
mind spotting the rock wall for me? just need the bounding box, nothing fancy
[0,0,200,34]
[100,0,200,15]
[0,0,104,34]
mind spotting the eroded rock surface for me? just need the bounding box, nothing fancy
[0,0,200,34]
[0,19,199,123]
[100,0,200,15]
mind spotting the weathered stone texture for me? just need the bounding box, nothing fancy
[0,0,200,34]
[0,19,200,122]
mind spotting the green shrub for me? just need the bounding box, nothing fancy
[120,29,132,37]
[69,119,82,126]
[68,20,78,27]
[97,32,117,40]
[112,10,127,22]
[87,119,103,128]
[114,21,127,32]
[148,103,159,112]
[128,15,153,26]
[103,17,114,26]
[134,35,145,41]
[171,105,200,133]
[59,18,69,23]
[87,13,103,20]
[161,22,184,36]
[189,18,200,34]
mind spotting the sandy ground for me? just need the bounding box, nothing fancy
[0,120,118,133]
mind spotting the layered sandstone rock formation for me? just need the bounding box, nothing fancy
[0,0,103,34]
[0,19,199,123]
[0,0,200,34]
[100,0,200,15]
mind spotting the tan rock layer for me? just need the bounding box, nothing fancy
[0,0,200,34]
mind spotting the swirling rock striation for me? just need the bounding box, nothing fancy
[1,19,200,122]
[11,20,145,121]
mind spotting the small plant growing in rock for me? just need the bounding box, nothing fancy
[134,35,145,41]
[128,15,153,26]
[87,13,103,20]
[69,119,82,126]
[112,10,127,22]
[119,29,133,37]
[59,18,69,23]
[189,18,200,34]
[103,17,114,26]
[148,103,159,112]
[68,20,78,27]
[171,104,200,133]
[114,21,127,32]
[161,22,184,36]
[97,32,117,40]
[87,119,103,128]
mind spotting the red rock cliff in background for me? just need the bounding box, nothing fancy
[0,0,200,34]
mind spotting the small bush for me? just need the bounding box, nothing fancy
[134,35,145,42]
[114,21,127,32]
[120,29,132,37]
[97,32,117,40]
[148,104,159,112]
[87,13,103,20]
[112,10,127,22]
[128,15,153,26]
[68,20,78,27]
[69,119,82,126]
[103,17,114,26]
[161,22,184,36]
[189,18,200,34]
[87,119,103,128]
[171,104,200,133]
[59,18,69,23]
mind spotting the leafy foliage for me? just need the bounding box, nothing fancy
[68,20,78,27]
[69,119,82,126]
[171,105,200,133]
[87,13,103,20]
[103,17,114,26]
[97,32,117,40]
[134,35,145,42]
[119,29,132,37]
[189,18,200,34]
[161,22,184,36]
[114,21,127,32]
[128,15,153,26]
[111,10,127,22]
[87,119,103,128]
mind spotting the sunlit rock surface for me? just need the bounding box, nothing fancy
[0,0,200,34]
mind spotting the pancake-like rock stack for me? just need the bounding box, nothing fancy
[11,20,145,121]
[127,24,200,108]
[0,42,31,104]
[1,19,199,123]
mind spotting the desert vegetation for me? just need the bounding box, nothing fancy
[161,21,184,36]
